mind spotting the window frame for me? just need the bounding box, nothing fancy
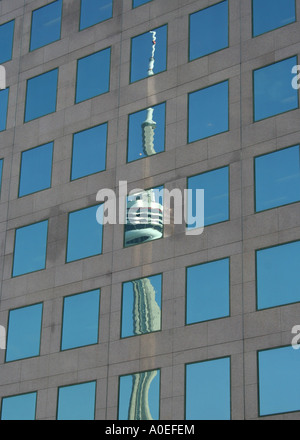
[252,0,297,38]
[0,391,37,420]
[56,380,97,420]
[29,0,63,52]
[0,19,15,64]
[0,87,9,132]
[79,0,113,31]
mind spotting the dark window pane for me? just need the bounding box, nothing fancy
[253,56,298,121]
[19,142,53,197]
[189,0,228,61]
[255,145,300,212]
[121,274,162,338]
[253,0,296,37]
[57,381,96,420]
[25,69,58,122]
[1,393,37,420]
[71,123,107,180]
[0,20,14,63]
[30,0,62,51]
[119,370,160,420]
[80,0,113,30]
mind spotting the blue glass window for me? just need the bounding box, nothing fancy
[118,369,160,420]
[188,81,229,142]
[253,56,298,121]
[1,392,37,420]
[258,346,300,416]
[121,274,162,338]
[186,357,231,420]
[133,0,152,7]
[25,69,58,122]
[256,241,300,310]
[80,0,113,30]
[30,0,62,51]
[6,303,43,362]
[127,102,165,162]
[67,205,103,262]
[76,48,111,103]
[186,258,230,324]
[0,88,9,132]
[0,20,14,64]
[13,220,48,277]
[253,0,296,37]
[187,166,229,229]
[130,25,167,83]
[255,145,300,212]
[0,159,3,194]
[189,0,228,61]
[19,143,53,197]
[71,123,107,180]
[61,289,100,350]
[57,381,96,420]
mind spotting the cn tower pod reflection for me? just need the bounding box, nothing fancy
[124,187,164,247]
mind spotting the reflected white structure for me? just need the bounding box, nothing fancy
[128,370,158,420]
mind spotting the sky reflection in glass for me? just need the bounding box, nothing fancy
[186,357,231,420]
[30,0,62,51]
[258,346,300,416]
[253,0,296,37]
[1,393,37,420]
[6,303,43,362]
[256,240,300,310]
[119,370,160,420]
[121,274,162,338]
[0,20,14,64]
[0,159,3,194]
[80,0,113,30]
[189,0,228,61]
[253,56,298,121]
[255,145,300,212]
[25,69,58,122]
[57,381,96,420]
[133,0,152,8]
[0,88,9,132]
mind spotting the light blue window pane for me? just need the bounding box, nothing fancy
[121,274,162,338]
[61,289,100,350]
[80,0,113,30]
[133,0,152,8]
[30,0,62,51]
[0,20,14,64]
[119,370,160,420]
[189,81,229,142]
[76,48,111,103]
[6,303,43,362]
[187,258,230,324]
[13,220,48,277]
[71,123,107,180]
[186,357,231,420]
[258,346,300,416]
[189,0,228,61]
[25,69,58,122]
[254,56,298,121]
[57,381,96,420]
[1,392,37,420]
[130,25,167,83]
[253,0,296,37]
[67,205,103,262]
[0,159,3,194]
[188,167,229,228]
[255,145,300,212]
[127,102,165,162]
[19,143,53,197]
[256,241,300,310]
[0,88,9,132]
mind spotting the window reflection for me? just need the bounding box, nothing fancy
[6,303,43,362]
[189,0,228,61]
[188,81,229,142]
[133,0,152,8]
[186,357,231,420]
[252,0,296,37]
[253,56,298,121]
[128,102,165,162]
[80,0,113,30]
[57,381,96,420]
[0,88,9,132]
[1,392,37,420]
[256,240,300,310]
[25,69,58,122]
[30,0,62,51]
[122,274,162,338]
[124,186,164,248]
[255,145,300,212]
[119,370,160,420]
[0,20,14,64]
[131,25,167,83]
[186,258,230,324]
[258,346,300,416]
